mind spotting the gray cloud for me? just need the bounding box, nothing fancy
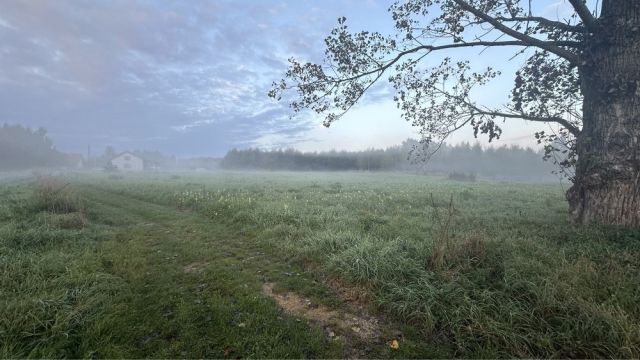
[0,0,349,156]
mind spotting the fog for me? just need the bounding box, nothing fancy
[0,122,570,184]
[0,1,574,162]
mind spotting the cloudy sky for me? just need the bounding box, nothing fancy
[0,0,579,157]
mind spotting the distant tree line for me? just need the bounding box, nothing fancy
[222,147,402,171]
[221,140,563,181]
[0,124,68,170]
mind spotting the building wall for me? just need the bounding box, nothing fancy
[111,153,144,171]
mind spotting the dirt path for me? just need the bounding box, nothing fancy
[262,282,381,337]
[76,184,394,358]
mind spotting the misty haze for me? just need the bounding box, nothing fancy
[1,1,639,359]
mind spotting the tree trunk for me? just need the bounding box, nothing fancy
[568,0,640,226]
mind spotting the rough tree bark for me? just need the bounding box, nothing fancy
[569,0,640,226]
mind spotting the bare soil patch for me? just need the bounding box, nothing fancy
[262,282,380,341]
[325,277,370,308]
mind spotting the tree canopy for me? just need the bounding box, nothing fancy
[0,124,67,170]
[269,0,594,177]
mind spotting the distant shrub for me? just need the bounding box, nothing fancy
[448,171,476,182]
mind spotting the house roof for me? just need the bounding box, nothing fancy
[110,151,143,161]
[109,152,162,166]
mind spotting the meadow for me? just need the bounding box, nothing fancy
[1,171,639,358]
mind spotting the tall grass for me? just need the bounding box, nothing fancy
[0,177,96,357]
[31,176,84,214]
[82,171,640,358]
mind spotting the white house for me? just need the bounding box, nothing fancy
[109,152,144,172]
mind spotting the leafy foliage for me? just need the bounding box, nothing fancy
[270,0,591,177]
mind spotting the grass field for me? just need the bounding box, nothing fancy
[1,171,639,358]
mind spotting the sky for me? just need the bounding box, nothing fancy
[0,0,584,157]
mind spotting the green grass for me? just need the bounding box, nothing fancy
[2,171,639,358]
[0,176,343,358]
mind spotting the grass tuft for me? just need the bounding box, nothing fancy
[30,176,84,214]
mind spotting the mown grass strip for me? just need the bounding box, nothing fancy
[1,178,347,358]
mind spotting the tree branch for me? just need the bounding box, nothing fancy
[567,0,598,31]
[336,40,581,83]
[453,0,581,65]
[432,87,583,137]
[428,83,581,138]
[494,16,584,33]
[473,109,581,137]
